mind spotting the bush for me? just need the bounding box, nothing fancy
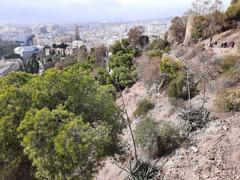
[167,72,197,105]
[126,160,160,180]
[168,72,186,100]
[160,56,183,79]
[0,65,125,179]
[146,50,163,58]
[133,99,155,118]
[109,52,138,89]
[191,12,230,43]
[218,55,240,73]
[135,118,182,158]
[215,87,240,112]
[95,67,112,85]
[169,16,186,44]
[149,38,169,51]
[178,106,210,132]
[226,1,240,20]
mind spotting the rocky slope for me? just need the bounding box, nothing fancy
[95,30,240,180]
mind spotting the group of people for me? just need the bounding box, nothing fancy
[209,41,235,48]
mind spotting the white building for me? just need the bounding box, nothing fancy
[14,46,43,59]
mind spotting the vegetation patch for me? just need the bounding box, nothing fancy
[160,56,183,79]
[215,87,240,112]
[178,105,210,132]
[126,160,160,180]
[135,118,182,158]
[133,99,155,118]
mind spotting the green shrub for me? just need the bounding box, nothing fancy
[178,106,210,132]
[95,67,112,85]
[223,67,240,86]
[146,50,163,58]
[218,55,240,73]
[167,72,197,105]
[191,12,230,43]
[109,52,138,89]
[169,16,186,44]
[160,56,183,79]
[167,72,186,101]
[126,160,160,180]
[133,99,155,118]
[135,118,182,158]
[191,15,207,43]
[149,38,169,51]
[215,87,240,112]
[226,1,240,20]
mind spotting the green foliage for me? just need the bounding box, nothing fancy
[191,15,208,43]
[226,0,240,20]
[110,39,140,57]
[146,50,163,58]
[167,71,197,105]
[218,55,240,73]
[0,86,33,179]
[18,107,111,179]
[178,106,210,132]
[0,64,124,179]
[167,72,186,99]
[160,56,183,79]
[109,52,138,88]
[20,54,40,74]
[127,27,149,49]
[215,87,240,112]
[149,38,169,51]
[169,16,186,43]
[0,41,21,59]
[135,118,159,153]
[135,118,182,158]
[160,56,197,105]
[126,160,160,180]
[133,99,155,118]
[95,67,112,85]
[156,122,182,155]
[191,12,230,43]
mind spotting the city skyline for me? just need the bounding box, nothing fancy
[0,0,231,24]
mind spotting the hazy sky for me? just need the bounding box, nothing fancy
[0,0,231,23]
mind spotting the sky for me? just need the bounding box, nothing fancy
[0,0,232,23]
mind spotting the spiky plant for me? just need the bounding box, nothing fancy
[126,160,160,180]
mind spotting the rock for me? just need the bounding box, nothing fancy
[191,146,199,153]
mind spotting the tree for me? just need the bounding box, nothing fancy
[18,107,111,179]
[21,54,40,74]
[0,73,34,180]
[128,26,144,48]
[169,17,187,44]
[95,67,112,85]
[75,45,88,62]
[0,64,125,179]
[127,26,149,49]
[190,0,212,15]
[209,0,223,12]
[231,0,238,5]
[226,0,240,20]
[109,52,137,88]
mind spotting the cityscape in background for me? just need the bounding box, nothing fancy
[0,18,171,47]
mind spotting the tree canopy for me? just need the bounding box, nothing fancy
[0,64,124,179]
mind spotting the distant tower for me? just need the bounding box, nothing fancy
[75,25,80,40]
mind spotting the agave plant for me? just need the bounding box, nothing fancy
[126,160,160,180]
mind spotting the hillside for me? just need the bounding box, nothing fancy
[95,29,240,180]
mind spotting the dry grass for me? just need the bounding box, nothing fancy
[136,56,161,86]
